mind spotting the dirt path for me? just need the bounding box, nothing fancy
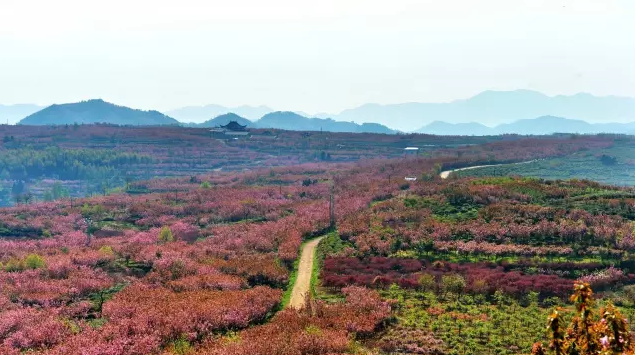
[440,160,537,179]
[288,236,324,309]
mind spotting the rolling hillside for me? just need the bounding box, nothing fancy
[257,111,394,133]
[197,113,252,128]
[417,115,635,135]
[19,99,178,126]
[336,90,635,131]
[166,104,273,123]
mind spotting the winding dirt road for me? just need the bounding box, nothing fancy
[288,236,324,309]
[287,162,536,309]
[440,160,537,179]
[285,162,537,309]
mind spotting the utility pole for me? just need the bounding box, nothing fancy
[329,180,335,229]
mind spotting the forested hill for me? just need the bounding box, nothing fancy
[19,99,179,126]
[197,113,253,128]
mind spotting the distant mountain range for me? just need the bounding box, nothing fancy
[191,111,395,134]
[13,99,393,133]
[255,112,394,133]
[331,90,635,132]
[166,105,274,123]
[164,90,635,132]
[19,100,178,126]
[0,104,44,125]
[420,121,494,136]
[8,90,635,134]
[417,116,635,136]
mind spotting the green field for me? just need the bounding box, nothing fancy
[455,140,635,186]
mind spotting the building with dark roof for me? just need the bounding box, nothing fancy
[220,121,247,132]
[210,121,249,139]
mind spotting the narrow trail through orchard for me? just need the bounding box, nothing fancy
[286,161,536,309]
[286,161,534,309]
[288,236,324,309]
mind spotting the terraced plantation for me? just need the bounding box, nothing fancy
[1,130,635,354]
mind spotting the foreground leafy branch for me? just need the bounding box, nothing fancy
[533,282,632,355]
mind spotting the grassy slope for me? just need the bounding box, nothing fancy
[454,142,635,186]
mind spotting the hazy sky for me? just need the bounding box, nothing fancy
[1,0,633,113]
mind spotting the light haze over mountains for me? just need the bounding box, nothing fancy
[4,90,635,135]
[3,1,633,116]
[418,116,635,136]
[0,104,45,125]
[333,90,635,132]
[166,105,274,123]
[168,90,635,132]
